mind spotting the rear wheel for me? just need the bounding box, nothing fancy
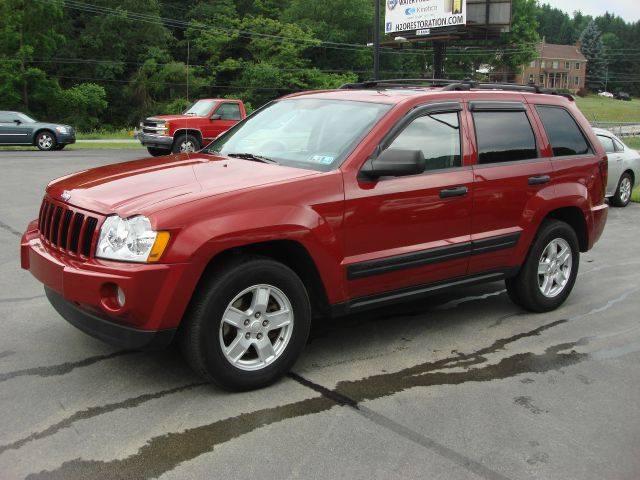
[179,256,311,390]
[35,131,56,151]
[506,220,579,312]
[172,134,200,154]
[147,147,169,157]
[611,172,633,207]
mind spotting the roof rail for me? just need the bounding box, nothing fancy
[442,80,575,100]
[338,78,575,101]
[339,78,461,89]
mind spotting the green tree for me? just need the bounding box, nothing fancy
[580,20,607,90]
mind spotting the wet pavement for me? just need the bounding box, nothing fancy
[1,150,639,479]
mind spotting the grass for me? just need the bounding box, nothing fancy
[576,95,640,124]
[0,142,144,151]
[76,128,136,140]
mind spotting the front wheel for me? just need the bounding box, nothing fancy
[172,134,200,154]
[35,131,56,151]
[611,172,633,207]
[179,257,311,390]
[506,219,579,312]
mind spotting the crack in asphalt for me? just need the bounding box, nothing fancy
[0,382,206,455]
[0,219,22,237]
[0,294,46,304]
[24,319,581,480]
[0,350,16,360]
[0,350,137,383]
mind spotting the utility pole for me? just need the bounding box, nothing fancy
[373,0,380,80]
[604,64,608,93]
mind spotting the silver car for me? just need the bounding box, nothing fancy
[593,128,640,207]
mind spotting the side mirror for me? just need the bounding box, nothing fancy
[360,149,426,179]
[13,119,22,125]
[210,114,222,121]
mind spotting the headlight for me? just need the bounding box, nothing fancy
[55,126,68,133]
[96,215,170,263]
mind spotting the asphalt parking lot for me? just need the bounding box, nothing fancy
[1,149,639,480]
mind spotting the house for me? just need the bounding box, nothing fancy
[515,40,588,93]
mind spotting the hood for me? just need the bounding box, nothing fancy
[147,114,204,122]
[46,153,319,216]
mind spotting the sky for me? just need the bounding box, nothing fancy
[538,0,640,22]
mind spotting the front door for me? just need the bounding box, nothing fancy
[0,113,31,145]
[204,102,242,141]
[343,104,473,299]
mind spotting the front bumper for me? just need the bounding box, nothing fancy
[21,221,190,350]
[138,132,173,149]
[56,133,76,145]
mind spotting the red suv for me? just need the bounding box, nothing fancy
[21,80,608,390]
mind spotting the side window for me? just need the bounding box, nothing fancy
[613,138,625,152]
[597,135,615,154]
[215,103,241,121]
[0,113,16,123]
[472,111,537,164]
[536,106,591,157]
[387,111,461,171]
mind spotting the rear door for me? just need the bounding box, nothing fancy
[342,102,474,299]
[466,100,554,275]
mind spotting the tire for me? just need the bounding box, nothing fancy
[505,219,579,313]
[611,172,633,207]
[179,256,311,390]
[147,147,169,157]
[35,131,56,151]
[172,134,200,154]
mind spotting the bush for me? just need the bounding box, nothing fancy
[56,83,108,131]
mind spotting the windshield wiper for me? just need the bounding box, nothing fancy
[226,152,279,164]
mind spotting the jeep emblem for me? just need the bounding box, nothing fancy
[61,190,71,201]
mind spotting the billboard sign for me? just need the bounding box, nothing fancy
[385,0,466,35]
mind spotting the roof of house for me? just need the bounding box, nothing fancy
[537,42,587,62]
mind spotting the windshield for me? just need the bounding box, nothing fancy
[205,98,391,171]
[183,100,217,116]
[17,113,36,123]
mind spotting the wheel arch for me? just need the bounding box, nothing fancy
[543,206,588,252]
[173,128,203,146]
[198,239,330,318]
[33,128,57,145]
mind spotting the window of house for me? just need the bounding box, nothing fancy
[472,110,537,164]
[540,60,546,68]
[552,60,559,69]
[387,112,461,171]
[575,62,581,70]
[214,103,242,121]
[565,61,571,69]
[597,135,615,154]
[574,76,581,86]
[530,60,537,68]
[528,74,535,83]
[536,106,591,157]
[539,75,545,84]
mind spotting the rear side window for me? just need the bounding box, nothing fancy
[613,138,625,152]
[388,112,461,170]
[536,106,591,157]
[472,111,537,164]
[597,135,615,154]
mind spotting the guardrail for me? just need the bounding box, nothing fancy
[590,122,640,137]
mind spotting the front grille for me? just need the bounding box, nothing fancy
[142,118,166,135]
[38,199,100,258]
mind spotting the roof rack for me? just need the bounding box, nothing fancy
[338,78,575,101]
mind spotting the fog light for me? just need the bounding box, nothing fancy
[116,287,126,307]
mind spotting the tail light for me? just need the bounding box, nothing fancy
[598,155,608,199]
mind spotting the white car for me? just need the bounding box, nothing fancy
[593,128,640,207]
[598,91,614,98]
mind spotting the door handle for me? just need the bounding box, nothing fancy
[528,175,551,186]
[439,186,468,198]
